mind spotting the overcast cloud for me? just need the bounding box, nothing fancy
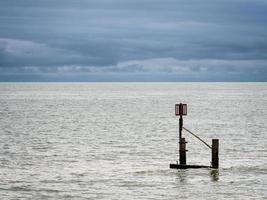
[0,0,267,81]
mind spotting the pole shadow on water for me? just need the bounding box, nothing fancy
[175,170,188,183]
[210,169,219,181]
[174,169,219,183]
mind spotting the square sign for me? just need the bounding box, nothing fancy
[175,103,187,116]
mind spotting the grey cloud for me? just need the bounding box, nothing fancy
[1,57,265,74]
[0,0,267,81]
[0,38,116,67]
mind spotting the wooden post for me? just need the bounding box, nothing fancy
[179,137,187,165]
[212,139,219,168]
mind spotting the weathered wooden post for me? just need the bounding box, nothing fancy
[180,137,187,165]
[211,139,219,168]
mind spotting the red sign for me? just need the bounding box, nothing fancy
[175,103,187,116]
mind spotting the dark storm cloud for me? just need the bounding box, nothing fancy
[0,0,267,81]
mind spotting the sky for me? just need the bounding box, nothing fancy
[0,0,267,82]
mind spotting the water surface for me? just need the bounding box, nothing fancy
[0,83,266,199]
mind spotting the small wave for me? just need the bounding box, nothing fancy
[0,186,61,193]
[70,172,87,177]
[223,165,267,174]
[120,180,158,188]
[132,169,170,176]
[0,186,32,192]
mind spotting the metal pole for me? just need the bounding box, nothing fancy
[179,104,186,165]
[182,127,212,149]
[179,115,183,140]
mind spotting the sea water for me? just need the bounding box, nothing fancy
[0,83,266,199]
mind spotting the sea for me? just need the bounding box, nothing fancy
[0,83,266,199]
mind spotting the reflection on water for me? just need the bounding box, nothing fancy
[175,170,188,183]
[210,169,219,181]
[175,169,219,183]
